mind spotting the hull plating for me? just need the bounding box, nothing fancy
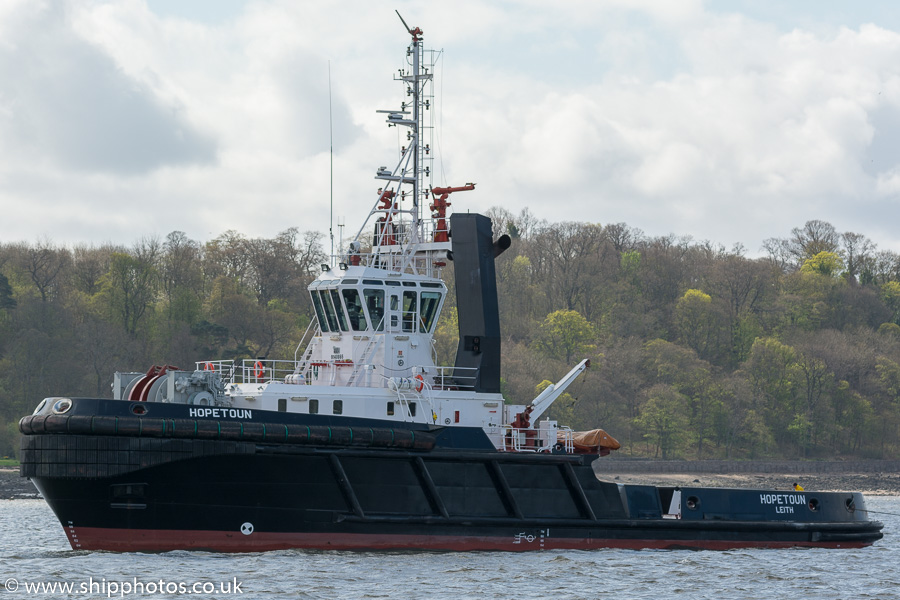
[22,423,883,552]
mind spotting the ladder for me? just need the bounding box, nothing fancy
[347,337,381,386]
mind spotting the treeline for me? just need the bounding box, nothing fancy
[483,210,900,461]
[0,229,325,456]
[3,213,900,460]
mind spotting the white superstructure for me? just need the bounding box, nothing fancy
[116,15,589,453]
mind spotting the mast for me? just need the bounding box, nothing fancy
[343,14,471,276]
[394,10,433,242]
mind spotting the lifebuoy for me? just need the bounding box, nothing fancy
[204,362,215,371]
[254,361,265,379]
[414,374,425,392]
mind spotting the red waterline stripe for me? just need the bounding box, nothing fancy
[64,527,874,553]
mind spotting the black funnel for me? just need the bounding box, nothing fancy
[450,213,504,393]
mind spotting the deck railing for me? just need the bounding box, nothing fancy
[499,425,575,453]
[196,358,476,390]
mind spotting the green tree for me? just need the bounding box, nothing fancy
[536,309,596,364]
[634,384,689,459]
[642,339,718,457]
[800,251,845,277]
[101,252,159,336]
[0,273,15,311]
[745,337,801,446]
[708,254,774,366]
[675,289,719,360]
[620,250,641,283]
[881,281,900,324]
[793,351,833,454]
[876,357,900,403]
[433,306,459,367]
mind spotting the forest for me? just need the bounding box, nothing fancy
[3,211,900,462]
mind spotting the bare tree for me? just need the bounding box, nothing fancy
[24,239,69,302]
[72,244,118,295]
[789,220,840,262]
[841,231,875,285]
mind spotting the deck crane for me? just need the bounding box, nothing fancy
[510,358,591,429]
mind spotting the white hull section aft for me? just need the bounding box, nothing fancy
[224,382,550,451]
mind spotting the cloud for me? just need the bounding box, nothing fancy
[1,0,899,256]
[432,9,900,250]
[0,1,215,175]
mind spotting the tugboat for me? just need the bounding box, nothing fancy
[19,16,883,552]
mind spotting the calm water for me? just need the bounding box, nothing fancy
[1,497,898,599]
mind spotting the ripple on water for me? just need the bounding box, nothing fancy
[2,498,900,599]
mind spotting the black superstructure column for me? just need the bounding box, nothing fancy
[450,213,510,393]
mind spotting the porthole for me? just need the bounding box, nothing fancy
[32,399,48,415]
[808,498,820,512]
[686,496,700,510]
[845,497,856,513]
[130,403,148,416]
[51,398,72,415]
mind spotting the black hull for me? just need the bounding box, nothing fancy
[19,402,883,552]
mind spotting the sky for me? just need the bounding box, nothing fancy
[1,0,900,256]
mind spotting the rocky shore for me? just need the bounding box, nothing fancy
[4,465,900,500]
[0,468,40,499]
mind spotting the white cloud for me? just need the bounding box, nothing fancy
[0,2,215,174]
[0,0,899,256]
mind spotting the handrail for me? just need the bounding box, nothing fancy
[335,247,449,278]
[499,425,575,454]
[293,317,320,364]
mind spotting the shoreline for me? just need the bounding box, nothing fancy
[592,459,900,495]
[4,467,900,500]
[0,468,40,500]
[601,473,900,496]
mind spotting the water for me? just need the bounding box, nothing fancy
[2,497,898,599]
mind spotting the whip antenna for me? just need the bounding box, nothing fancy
[328,60,334,264]
[396,10,411,33]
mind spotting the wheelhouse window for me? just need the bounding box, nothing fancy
[420,292,442,333]
[311,291,330,332]
[402,291,417,332]
[317,290,339,331]
[342,288,368,331]
[363,289,385,331]
[329,289,349,332]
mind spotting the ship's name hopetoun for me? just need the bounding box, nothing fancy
[759,494,806,505]
[188,408,253,419]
